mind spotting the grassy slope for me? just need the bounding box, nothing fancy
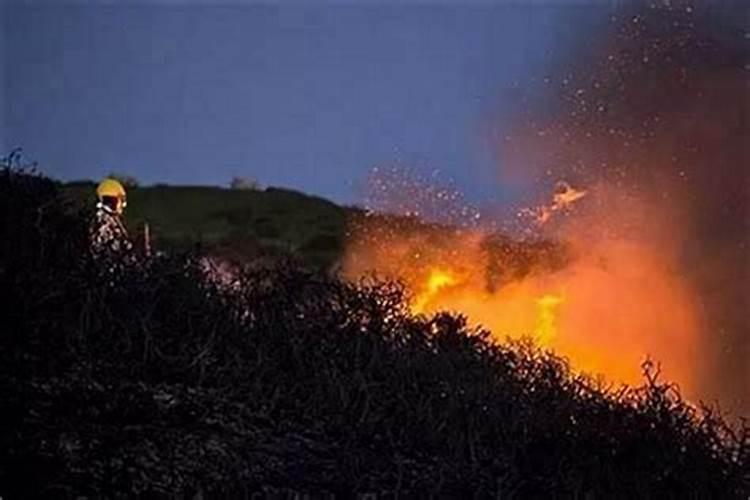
[63,182,350,268]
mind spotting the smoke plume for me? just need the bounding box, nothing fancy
[494,0,748,413]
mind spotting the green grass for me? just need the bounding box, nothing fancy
[63,182,351,269]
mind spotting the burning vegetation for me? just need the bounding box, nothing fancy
[346,0,748,413]
[344,179,700,397]
[1,165,748,497]
[1,1,747,496]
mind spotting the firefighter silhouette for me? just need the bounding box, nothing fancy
[90,178,133,256]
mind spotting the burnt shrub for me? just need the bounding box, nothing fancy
[0,167,747,498]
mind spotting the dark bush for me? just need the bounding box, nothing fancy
[0,167,747,498]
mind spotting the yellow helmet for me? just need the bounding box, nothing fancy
[96,178,127,214]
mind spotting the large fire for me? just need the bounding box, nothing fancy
[412,268,458,315]
[412,268,564,349]
[343,2,747,412]
[344,181,701,396]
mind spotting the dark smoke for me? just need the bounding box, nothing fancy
[496,1,748,414]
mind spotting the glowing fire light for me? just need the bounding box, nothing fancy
[535,293,563,346]
[553,182,587,209]
[412,268,564,348]
[412,268,459,314]
[344,181,700,399]
[521,181,588,225]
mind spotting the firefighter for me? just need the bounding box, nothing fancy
[90,178,133,255]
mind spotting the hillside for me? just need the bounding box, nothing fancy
[63,181,352,269]
[2,167,748,498]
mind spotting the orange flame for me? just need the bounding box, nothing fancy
[412,268,459,314]
[535,293,563,346]
[520,181,588,225]
[344,182,701,398]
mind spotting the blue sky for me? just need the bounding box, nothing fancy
[2,1,612,204]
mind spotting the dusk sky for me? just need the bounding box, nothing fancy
[1,1,612,204]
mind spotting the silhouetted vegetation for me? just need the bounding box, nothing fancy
[1,166,748,498]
